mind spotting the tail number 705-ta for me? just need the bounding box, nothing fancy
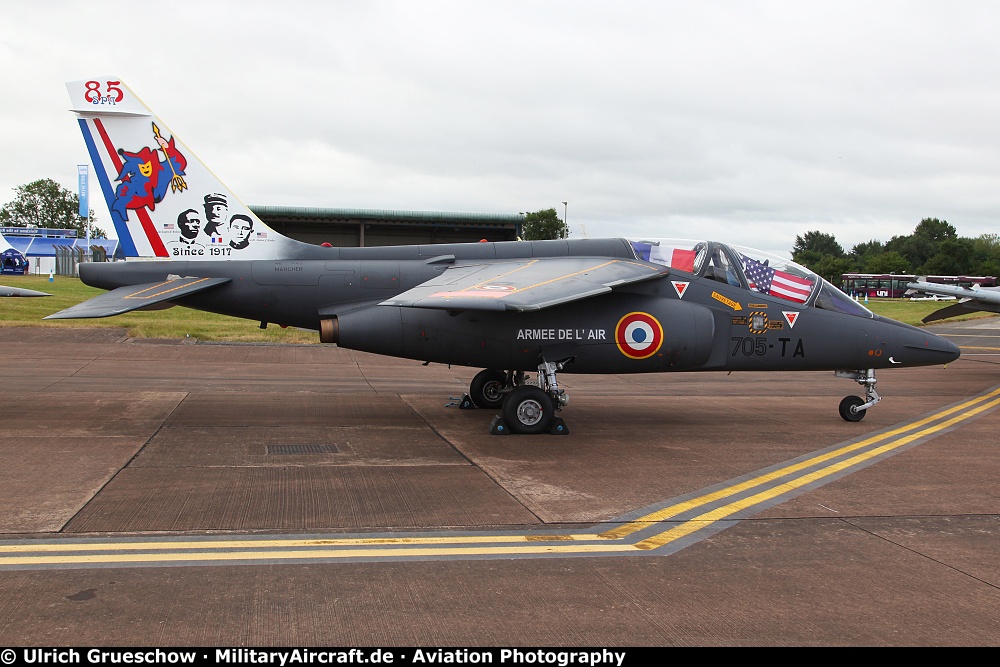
[731,337,805,358]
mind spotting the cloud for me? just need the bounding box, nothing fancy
[2,1,999,257]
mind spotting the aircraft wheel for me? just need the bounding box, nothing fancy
[502,386,554,434]
[839,395,867,422]
[470,369,507,409]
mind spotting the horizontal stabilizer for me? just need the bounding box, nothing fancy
[381,257,668,312]
[1,285,51,297]
[44,276,230,319]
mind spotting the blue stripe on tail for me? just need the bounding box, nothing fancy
[78,118,138,257]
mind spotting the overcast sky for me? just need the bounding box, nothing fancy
[2,1,998,257]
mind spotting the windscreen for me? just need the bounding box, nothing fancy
[630,238,865,314]
[814,280,875,318]
[729,244,818,305]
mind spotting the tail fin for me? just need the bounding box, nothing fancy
[67,77,311,261]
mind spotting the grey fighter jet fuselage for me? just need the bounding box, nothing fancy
[53,76,961,434]
[62,236,960,433]
[76,238,955,375]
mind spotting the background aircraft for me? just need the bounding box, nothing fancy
[47,77,961,433]
[0,233,50,297]
[906,279,1000,323]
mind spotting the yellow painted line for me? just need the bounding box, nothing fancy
[941,334,1000,338]
[509,260,618,294]
[3,386,996,567]
[123,278,213,300]
[958,346,1000,351]
[633,394,1000,550]
[0,543,641,566]
[601,387,1000,540]
[427,290,507,299]
[468,260,539,289]
[462,259,659,298]
[0,534,600,554]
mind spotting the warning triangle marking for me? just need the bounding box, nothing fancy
[672,281,690,299]
[783,311,799,328]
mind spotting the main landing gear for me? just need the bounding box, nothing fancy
[835,369,880,422]
[460,362,571,435]
[461,365,883,430]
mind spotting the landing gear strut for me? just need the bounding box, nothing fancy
[461,361,571,435]
[836,369,880,422]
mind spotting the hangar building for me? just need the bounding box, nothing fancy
[248,206,523,247]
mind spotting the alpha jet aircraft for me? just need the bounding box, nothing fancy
[48,77,961,433]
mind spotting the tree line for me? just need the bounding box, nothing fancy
[0,178,107,238]
[791,218,1000,284]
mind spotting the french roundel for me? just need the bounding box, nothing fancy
[615,312,664,359]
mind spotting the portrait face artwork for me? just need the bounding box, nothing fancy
[202,193,228,235]
[177,209,202,239]
[166,208,206,256]
[229,214,254,249]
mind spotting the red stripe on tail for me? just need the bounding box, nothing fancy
[93,119,169,258]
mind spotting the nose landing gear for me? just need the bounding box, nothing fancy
[836,369,880,422]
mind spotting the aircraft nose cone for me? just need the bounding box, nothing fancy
[948,340,962,361]
[898,325,961,365]
[941,336,961,363]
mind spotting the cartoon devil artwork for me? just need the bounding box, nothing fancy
[110,123,187,226]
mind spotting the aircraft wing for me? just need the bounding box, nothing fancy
[1,285,50,297]
[906,280,1000,322]
[380,257,669,312]
[44,276,231,319]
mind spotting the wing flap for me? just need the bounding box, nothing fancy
[44,277,231,319]
[380,257,668,312]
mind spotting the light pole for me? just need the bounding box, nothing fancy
[561,201,568,238]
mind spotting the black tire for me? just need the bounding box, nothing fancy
[501,385,554,434]
[839,395,866,422]
[470,369,507,409]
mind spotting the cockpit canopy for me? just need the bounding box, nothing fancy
[629,238,873,318]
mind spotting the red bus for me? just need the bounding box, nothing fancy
[840,273,998,298]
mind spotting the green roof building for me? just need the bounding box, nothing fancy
[249,206,522,247]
